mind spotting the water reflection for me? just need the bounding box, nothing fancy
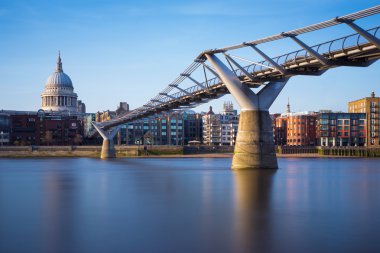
[1,158,380,253]
[233,169,276,253]
[42,169,77,253]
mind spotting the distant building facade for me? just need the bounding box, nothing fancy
[348,91,380,146]
[274,100,316,146]
[126,111,187,145]
[5,110,83,146]
[286,112,317,146]
[95,102,130,144]
[316,112,366,147]
[0,113,11,146]
[183,111,203,144]
[202,103,239,146]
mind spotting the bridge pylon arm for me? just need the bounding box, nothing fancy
[205,54,258,111]
[205,53,289,169]
[92,123,121,159]
[338,19,380,50]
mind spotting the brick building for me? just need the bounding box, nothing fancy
[348,91,380,146]
[7,111,83,146]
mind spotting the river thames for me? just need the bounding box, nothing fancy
[0,157,379,253]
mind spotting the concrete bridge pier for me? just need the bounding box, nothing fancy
[92,124,120,159]
[205,54,288,169]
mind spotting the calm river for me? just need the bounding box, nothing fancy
[0,157,379,253]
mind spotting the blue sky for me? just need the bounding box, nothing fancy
[0,0,379,114]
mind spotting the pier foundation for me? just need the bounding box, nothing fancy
[233,110,277,169]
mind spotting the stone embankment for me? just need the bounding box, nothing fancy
[1,145,380,158]
[277,146,380,158]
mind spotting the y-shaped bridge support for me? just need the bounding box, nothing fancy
[92,123,121,159]
[206,54,288,169]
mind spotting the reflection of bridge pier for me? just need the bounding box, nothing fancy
[233,170,276,252]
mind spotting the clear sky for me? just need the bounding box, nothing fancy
[0,0,379,114]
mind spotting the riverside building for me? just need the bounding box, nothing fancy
[316,111,366,147]
[274,100,316,146]
[348,91,380,146]
[202,103,239,146]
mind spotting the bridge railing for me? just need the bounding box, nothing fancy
[240,26,380,75]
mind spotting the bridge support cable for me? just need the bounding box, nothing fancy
[180,74,207,90]
[247,44,288,75]
[223,53,260,85]
[159,92,181,103]
[206,53,288,169]
[169,84,195,98]
[92,123,121,159]
[282,33,331,66]
[338,19,380,50]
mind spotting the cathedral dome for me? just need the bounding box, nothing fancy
[44,52,73,87]
[41,52,79,113]
[45,72,72,87]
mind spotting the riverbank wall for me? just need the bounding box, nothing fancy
[0,145,185,158]
[278,146,380,157]
[1,145,380,158]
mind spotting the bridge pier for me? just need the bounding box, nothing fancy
[206,54,288,169]
[233,110,277,169]
[92,124,120,159]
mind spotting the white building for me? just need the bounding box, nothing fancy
[202,102,239,146]
[40,52,83,114]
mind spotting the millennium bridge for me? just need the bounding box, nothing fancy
[93,5,380,169]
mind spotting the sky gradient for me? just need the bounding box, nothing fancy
[0,0,379,114]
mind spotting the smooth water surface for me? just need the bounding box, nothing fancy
[0,157,380,253]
